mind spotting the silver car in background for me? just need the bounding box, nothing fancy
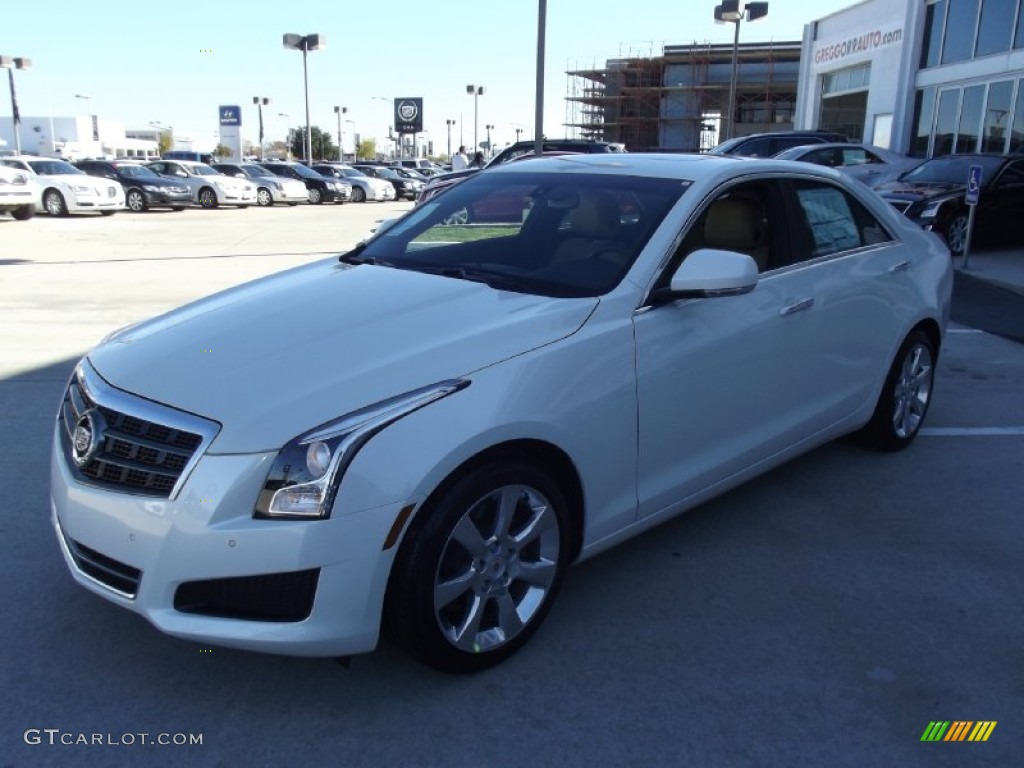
[213,162,309,207]
[146,160,256,209]
[772,143,923,188]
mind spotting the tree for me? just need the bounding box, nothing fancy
[212,143,233,160]
[288,126,337,162]
[157,131,173,155]
[356,138,376,161]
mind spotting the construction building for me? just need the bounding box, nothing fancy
[565,41,802,152]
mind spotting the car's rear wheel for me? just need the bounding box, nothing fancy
[198,187,218,209]
[860,329,936,451]
[386,459,569,673]
[100,210,116,216]
[944,212,968,256]
[44,189,68,217]
[256,188,273,207]
[308,187,323,204]
[126,189,147,212]
[171,206,186,212]
[351,186,366,203]
[11,205,34,221]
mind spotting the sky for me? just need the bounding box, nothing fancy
[2,0,859,155]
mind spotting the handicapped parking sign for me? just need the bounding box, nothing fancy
[965,165,982,205]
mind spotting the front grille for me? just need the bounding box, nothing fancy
[60,364,211,498]
[888,201,911,214]
[64,534,142,598]
[174,569,320,622]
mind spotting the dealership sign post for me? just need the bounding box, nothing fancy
[394,98,423,160]
[961,164,982,270]
[218,105,242,163]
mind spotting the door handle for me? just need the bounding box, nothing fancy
[779,298,814,316]
[889,260,911,274]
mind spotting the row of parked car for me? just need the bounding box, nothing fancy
[0,155,445,220]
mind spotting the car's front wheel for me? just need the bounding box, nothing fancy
[44,189,68,217]
[351,186,366,203]
[944,212,968,256]
[256,188,273,207]
[860,329,936,451]
[386,459,569,673]
[308,187,323,204]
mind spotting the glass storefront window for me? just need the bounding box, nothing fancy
[1011,79,1024,152]
[934,88,961,156]
[921,0,947,68]
[941,0,980,64]
[976,0,1016,57]
[955,85,985,152]
[982,80,1014,152]
[910,88,936,157]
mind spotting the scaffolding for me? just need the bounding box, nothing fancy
[566,40,803,152]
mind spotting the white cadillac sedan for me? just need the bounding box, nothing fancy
[0,155,124,216]
[145,159,256,208]
[51,154,952,673]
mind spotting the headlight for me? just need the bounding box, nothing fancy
[918,200,945,219]
[72,184,92,193]
[254,379,469,520]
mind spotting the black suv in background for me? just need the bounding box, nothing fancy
[75,159,193,212]
[707,130,849,157]
[418,139,626,204]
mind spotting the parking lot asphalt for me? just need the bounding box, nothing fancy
[1,207,1021,767]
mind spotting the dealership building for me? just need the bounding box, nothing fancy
[797,0,1024,155]
[567,0,1023,156]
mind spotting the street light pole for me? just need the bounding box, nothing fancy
[445,119,455,158]
[714,1,768,141]
[277,112,290,159]
[466,84,484,151]
[485,124,494,157]
[0,55,30,155]
[282,33,325,165]
[345,119,355,160]
[253,96,270,161]
[334,106,346,161]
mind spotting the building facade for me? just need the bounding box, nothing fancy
[566,41,802,152]
[797,0,1024,155]
[0,114,158,159]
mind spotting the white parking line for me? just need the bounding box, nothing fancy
[920,427,1024,436]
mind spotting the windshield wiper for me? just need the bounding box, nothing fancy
[397,263,523,291]
[338,244,374,265]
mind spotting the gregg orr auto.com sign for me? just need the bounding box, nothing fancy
[814,27,903,64]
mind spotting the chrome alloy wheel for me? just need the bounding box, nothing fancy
[892,341,933,439]
[433,484,560,653]
[945,213,968,256]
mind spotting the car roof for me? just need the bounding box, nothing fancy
[490,151,753,181]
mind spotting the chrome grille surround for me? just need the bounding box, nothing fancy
[59,359,220,499]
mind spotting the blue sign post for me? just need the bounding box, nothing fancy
[961,164,982,269]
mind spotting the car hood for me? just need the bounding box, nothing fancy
[88,260,597,453]
[875,180,962,202]
[132,176,188,188]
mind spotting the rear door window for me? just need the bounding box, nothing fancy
[785,180,893,261]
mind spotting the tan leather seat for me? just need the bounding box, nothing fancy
[702,197,769,271]
[551,191,627,267]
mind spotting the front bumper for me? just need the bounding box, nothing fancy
[144,189,193,207]
[51,423,402,656]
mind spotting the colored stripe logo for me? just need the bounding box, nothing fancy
[921,721,997,742]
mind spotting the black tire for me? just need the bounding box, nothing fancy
[287,202,299,207]
[256,187,273,207]
[943,212,968,256]
[100,210,117,217]
[171,206,186,212]
[386,458,569,673]
[308,187,323,204]
[351,186,366,203]
[126,188,147,212]
[11,205,34,221]
[198,187,218,209]
[44,189,68,217]
[860,330,936,451]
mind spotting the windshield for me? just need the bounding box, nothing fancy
[354,171,687,298]
[240,164,271,177]
[190,164,221,176]
[899,155,1004,186]
[339,168,368,178]
[372,168,402,179]
[118,165,159,179]
[27,159,84,175]
[285,164,325,179]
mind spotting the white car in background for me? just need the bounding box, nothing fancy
[146,160,256,209]
[0,156,124,216]
[316,163,394,202]
[212,162,309,207]
[772,143,923,188]
[0,163,39,220]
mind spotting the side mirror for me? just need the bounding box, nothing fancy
[653,248,759,303]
